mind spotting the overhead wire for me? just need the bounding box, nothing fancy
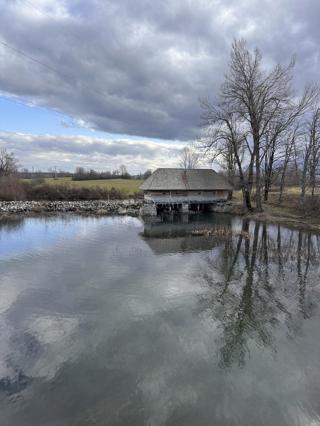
[0,39,68,77]
[0,0,112,130]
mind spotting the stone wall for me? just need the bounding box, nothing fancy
[141,204,157,216]
[0,200,142,216]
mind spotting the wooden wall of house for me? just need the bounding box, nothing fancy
[144,190,229,200]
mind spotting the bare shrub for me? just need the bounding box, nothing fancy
[0,175,26,200]
[22,183,127,201]
[0,149,18,177]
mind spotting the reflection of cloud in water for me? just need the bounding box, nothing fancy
[30,316,78,345]
[0,215,320,425]
[0,216,205,383]
[0,215,109,258]
[27,316,79,380]
[0,281,23,315]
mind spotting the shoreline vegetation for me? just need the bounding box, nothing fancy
[0,176,143,201]
[0,171,319,233]
[245,205,320,233]
[1,193,320,233]
[232,188,320,233]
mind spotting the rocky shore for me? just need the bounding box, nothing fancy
[0,200,143,217]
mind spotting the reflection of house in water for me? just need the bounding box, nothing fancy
[141,213,232,254]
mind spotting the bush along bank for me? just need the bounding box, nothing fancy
[0,200,143,216]
[0,176,142,201]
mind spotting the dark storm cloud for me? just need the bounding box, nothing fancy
[0,0,320,140]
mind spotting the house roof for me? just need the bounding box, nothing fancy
[140,168,233,191]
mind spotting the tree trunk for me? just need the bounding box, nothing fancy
[254,139,263,212]
[264,181,270,203]
[234,147,253,211]
[300,147,310,204]
[278,169,286,204]
[264,143,275,202]
[241,187,252,211]
[278,141,293,204]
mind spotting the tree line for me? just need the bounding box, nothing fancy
[0,155,152,182]
[200,39,320,211]
[72,165,151,180]
[0,149,152,201]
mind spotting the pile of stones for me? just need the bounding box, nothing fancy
[0,200,143,216]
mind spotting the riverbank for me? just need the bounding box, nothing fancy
[1,199,319,233]
[246,204,320,233]
[0,200,143,217]
[211,199,320,233]
[230,190,320,233]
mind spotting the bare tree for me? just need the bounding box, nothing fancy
[179,147,200,169]
[262,87,319,202]
[200,101,254,210]
[0,148,18,177]
[143,169,152,179]
[300,143,311,203]
[119,164,130,178]
[308,108,320,198]
[200,39,318,211]
[75,166,85,175]
[278,125,299,203]
[299,108,320,202]
[221,39,318,211]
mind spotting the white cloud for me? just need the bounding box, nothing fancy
[0,131,189,172]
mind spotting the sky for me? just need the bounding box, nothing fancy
[0,0,320,173]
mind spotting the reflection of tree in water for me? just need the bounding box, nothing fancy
[198,220,320,368]
[296,231,320,319]
[0,216,25,234]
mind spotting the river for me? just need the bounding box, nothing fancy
[0,213,320,426]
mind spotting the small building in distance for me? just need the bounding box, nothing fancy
[140,168,233,215]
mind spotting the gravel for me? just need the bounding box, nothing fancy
[0,200,143,216]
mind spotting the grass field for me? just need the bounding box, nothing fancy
[32,177,144,194]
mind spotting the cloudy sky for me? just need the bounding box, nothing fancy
[0,0,319,172]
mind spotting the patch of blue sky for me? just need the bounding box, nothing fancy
[0,96,181,146]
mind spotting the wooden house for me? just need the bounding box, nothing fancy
[140,168,232,215]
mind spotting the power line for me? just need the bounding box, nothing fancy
[0,3,110,130]
[0,92,67,119]
[1,1,70,77]
[0,37,76,115]
[19,0,54,19]
[0,39,69,78]
[17,0,92,47]
[0,36,107,99]
[1,1,105,92]
[0,32,110,99]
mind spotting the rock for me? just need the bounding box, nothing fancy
[118,207,127,215]
[0,200,143,217]
[96,208,109,215]
[142,204,157,216]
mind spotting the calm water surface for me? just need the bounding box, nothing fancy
[0,213,320,426]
